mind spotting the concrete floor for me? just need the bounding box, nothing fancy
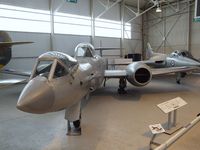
[0,74,200,150]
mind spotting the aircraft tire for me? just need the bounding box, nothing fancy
[73,120,80,128]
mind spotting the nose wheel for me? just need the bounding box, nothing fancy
[118,77,127,94]
[67,115,81,136]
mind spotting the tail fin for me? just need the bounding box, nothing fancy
[146,42,154,58]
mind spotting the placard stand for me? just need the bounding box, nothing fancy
[165,110,182,134]
[157,97,187,135]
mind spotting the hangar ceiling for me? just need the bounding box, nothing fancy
[124,0,181,9]
[125,0,148,8]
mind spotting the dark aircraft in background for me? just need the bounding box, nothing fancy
[0,31,33,87]
[145,43,200,83]
[16,43,197,136]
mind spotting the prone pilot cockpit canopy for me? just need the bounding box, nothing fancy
[38,51,78,68]
[74,43,96,58]
[32,51,78,79]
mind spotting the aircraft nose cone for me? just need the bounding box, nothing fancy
[17,77,54,114]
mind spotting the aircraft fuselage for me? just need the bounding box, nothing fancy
[148,51,200,68]
[17,51,106,114]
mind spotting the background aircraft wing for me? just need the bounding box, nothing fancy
[0,78,28,88]
[151,66,199,75]
[1,68,31,77]
[0,42,33,47]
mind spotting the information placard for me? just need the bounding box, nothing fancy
[157,97,187,114]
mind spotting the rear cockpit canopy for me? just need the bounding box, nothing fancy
[170,50,192,58]
[31,51,78,79]
[74,43,96,58]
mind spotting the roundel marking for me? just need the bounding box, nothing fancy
[170,60,175,67]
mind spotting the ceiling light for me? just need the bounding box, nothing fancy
[156,6,162,13]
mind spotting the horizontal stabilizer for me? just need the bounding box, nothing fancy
[0,41,33,47]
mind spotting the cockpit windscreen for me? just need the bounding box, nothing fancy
[170,50,199,61]
[33,59,76,79]
[35,60,52,78]
[34,60,68,79]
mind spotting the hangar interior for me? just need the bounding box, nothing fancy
[0,0,200,150]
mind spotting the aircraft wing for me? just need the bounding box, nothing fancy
[0,78,28,88]
[1,68,31,77]
[104,70,127,78]
[151,66,199,76]
[104,66,199,78]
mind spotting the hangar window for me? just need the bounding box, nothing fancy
[54,12,131,39]
[0,4,131,39]
[0,4,51,33]
[95,18,131,39]
[54,12,91,36]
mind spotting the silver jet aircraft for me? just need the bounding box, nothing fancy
[16,43,197,136]
[145,43,200,84]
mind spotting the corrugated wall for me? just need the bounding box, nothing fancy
[144,1,200,59]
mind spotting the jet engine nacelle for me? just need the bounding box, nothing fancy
[126,62,152,87]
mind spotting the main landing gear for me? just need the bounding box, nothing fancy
[176,72,186,84]
[118,77,127,94]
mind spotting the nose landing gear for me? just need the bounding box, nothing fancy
[67,119,81,136]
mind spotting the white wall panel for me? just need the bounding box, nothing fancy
[8,32,51,57]
[53,34,91,56]
[6,58,36,70]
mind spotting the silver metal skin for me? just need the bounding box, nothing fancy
[146,43,200,68]
[126,62,152,87]
[17,45,106,114]
[16,43,200,135]
[17,42,200,114]
[146,43,200,84]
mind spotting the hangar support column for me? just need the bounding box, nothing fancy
[120,0,125,57]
